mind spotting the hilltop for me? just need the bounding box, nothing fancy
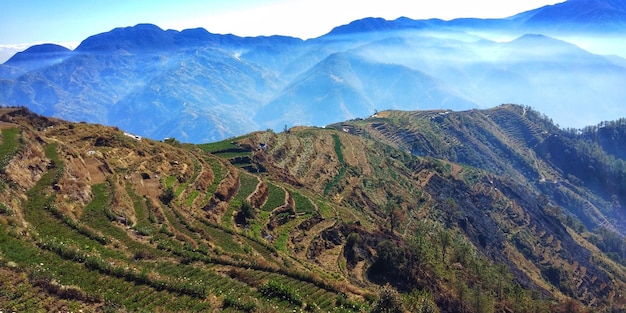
[1,105,626,312]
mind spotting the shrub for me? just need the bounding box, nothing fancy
[239,200,256,221]
[223,295,257,312]
[259,279,302,307]
[335,294,363,311]
[404,289,439,313]
[160,186,175,205]
[370,284,404,313]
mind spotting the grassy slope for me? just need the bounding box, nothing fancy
[1,107,626,312]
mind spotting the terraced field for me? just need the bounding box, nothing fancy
[2,106,626,312]
[0,109,369,312]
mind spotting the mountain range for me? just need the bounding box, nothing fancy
[0,0,625,143]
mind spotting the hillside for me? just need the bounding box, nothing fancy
[1,106,626,312]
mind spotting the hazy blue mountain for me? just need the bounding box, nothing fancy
[324,17,446,36]
[1,0,625,143]
[256,51,476,129]
[0,44,72,79]
[6,43,71,63]
[76,24,178,53]
[517,0,626,32]
[472,34,626,126]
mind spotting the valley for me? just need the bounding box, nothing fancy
[1,1,625,143]
[1,1,626,311]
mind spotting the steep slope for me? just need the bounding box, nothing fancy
[2,107,626,311]
[239,121,626,311]
[256,51,478,130]
[333,104,626,233]
[0,108,362,311]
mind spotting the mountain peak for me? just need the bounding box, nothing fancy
[517,0,626,31]
[75,23,176,53]
[324,17,442,36]
[5,43,71,64]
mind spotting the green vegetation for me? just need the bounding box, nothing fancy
[197,135,250,154]
[237,171,259,201]
[259,279,303,307]
[204,156,227,199]
[3,107,626,311]
[198,136,253,169]
[291,190,316,214]
[127,185,157,236]
[324,133,346,195]
[0,127,20,169]
[185,189,200,207]
[262,182,285,211]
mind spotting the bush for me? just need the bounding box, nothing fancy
[160,186,175,205]
[239,200,256,221]
[405,289,439,313]
[335,294,363,311]
[223,295,257,312]
[370,240,407,278]
[370,284,404,313]
[259,279,302,307]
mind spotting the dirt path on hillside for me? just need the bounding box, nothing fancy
[295,218,337,259]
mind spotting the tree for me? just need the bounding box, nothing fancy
[408,222,435,271]
[370,284,404,313]
[372,240,407,275]
[345,232,362,265]
[386,196,405,233]
[237,200,256,225]
[163,137,181,147]
[435,229,452,263]
[160,186,175,205]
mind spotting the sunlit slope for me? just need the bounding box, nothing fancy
[333,104,626,233]
[0,108,365,311]
[233,108,626,311]
[2,106,626,311]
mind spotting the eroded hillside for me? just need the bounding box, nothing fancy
[1,106,626,312]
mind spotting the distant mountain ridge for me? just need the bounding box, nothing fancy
[0,0,625,143]
[75,23,303,53]
[518,0,626,31]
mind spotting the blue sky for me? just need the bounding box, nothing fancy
[1,0,564,47]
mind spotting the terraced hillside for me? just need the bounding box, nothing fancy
[333,104,626,234]
[0,108,368,312]
[1,106,626,312]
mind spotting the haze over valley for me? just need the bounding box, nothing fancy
[1,0,625,143]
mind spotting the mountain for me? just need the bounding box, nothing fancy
[0,0,625,144]
[324,17,446,36]
[255,51,475,129]
[2,106,626,311]
[0,44,72,79]
[5,43,71,64]
[515,0,626,32]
